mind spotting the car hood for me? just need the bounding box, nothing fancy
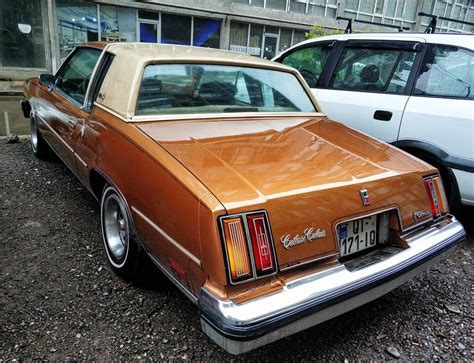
[137,116,433,268]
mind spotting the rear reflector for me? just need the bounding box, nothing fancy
[247,213,276,275]
[424,175,448,217]
[222,217,252,281]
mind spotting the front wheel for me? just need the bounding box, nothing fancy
[101,185,145,280]
[30,113,52,159]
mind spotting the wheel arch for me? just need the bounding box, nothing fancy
[392,139,461,208]
[89,168,140,239]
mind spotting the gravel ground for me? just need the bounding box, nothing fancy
[1,139,472,361]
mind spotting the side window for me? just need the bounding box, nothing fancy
[329,47,415,93]
[414,45,473,99]
[281,45,332,87]
[55,48,101,105]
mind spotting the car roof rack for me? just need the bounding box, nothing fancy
[418,12,474,33]
[336,16,410,34]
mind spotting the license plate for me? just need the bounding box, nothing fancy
[338,215,377,258]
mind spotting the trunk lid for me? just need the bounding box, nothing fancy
[137,116,432,269]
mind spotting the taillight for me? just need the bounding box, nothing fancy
[220,211,277,284]
[222,217,252,282]
[423,175,449,217]
[246,213,276,276]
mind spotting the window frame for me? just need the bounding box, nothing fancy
[322,39,425,96]
[411,43,474,100]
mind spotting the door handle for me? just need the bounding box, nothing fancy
[373,110,392,121]
[67,118,77,127]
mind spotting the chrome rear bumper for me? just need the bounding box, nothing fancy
[199,216,465,355]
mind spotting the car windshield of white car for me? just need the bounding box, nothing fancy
[135,64,316,115]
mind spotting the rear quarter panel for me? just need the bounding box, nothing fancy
[79,106,228,295]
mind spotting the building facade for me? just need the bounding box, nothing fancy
[1,0,473,87]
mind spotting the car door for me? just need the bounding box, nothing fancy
[399,43,474,205]
[313,39,425,143]
[36,47,101,171]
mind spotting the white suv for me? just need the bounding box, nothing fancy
[274,33,473,208]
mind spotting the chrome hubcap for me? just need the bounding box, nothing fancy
[103,194,129,261]
[30,117,38,152]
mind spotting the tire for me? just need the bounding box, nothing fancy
[100,184,146,281]
[30,113,52,160]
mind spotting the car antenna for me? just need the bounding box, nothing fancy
[418,12,474,33]
[336,16,409,33]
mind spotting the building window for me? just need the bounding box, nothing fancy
[56,0,98,60]
[266,0,288,11]
[289,0,307,14]
[100,6,137,42]
[193,17,221,48]
[344,0,421,28]
[230,22,308,58]
[251,0,265,7]
[230,22,249,53]
[0,0,47,68]
[292,30,306,46]
[279,29,292,52]
[161,13,191,45]
[138,10,159,43]
[421,0,474,33]
[249,24,263,56]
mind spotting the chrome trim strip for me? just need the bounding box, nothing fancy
[148,254,198,305]
[199,216,465,354]
[95,103,128,121]
[75,153,88,168]
[129,112,325,123]
[37,113,74,153]
[279,252,339,272]
[131,206,202,267]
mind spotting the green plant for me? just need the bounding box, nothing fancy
[305,25,344,39]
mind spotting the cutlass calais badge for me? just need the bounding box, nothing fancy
[280,227,327,249]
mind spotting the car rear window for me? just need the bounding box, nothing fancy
[135,64,316,115]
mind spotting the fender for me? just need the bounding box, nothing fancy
[392,139,474,173]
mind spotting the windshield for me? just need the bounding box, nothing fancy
[135,64,317,115]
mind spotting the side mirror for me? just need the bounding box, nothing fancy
[39,73,55,88]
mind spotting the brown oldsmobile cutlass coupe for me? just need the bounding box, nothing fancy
[21,42,465,354]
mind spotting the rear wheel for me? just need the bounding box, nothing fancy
[30,113,52,159]
[101,185,146,280]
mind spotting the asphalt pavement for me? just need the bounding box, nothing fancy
[1,139,472,360]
